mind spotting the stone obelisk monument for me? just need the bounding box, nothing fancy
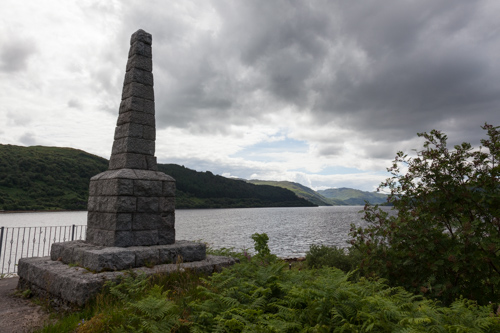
[86,29,175,247]
[17,30,236,307]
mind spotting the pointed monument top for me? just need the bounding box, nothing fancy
[131,29,152,45]
[108,29,157,171]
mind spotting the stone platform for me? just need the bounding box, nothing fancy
[51,240,205,272]
[18,254,237,307]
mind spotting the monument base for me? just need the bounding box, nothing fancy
[17,254,237,308]
[50,240,206,273]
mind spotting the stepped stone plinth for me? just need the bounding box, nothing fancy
[17,29,236,307]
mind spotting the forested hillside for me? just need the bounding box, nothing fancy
[0,144,314,211]
[0,144,108,210]
[158,165,315,208]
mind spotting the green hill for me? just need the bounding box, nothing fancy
[318,187,388,205]
[0,144,108,210]
[248,180,388,206]
[0,144,315,211]
[157,164,315,208]
[247,180,344,206]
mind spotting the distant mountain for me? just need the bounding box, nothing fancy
[318,187,388,205]
[0,144,315,211]
[248,180,388,206]
[247,180,343,206]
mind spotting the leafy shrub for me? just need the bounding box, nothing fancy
[305,244,363,273]
[351,124,500,305]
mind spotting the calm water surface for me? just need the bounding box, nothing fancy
[0,206,370,257]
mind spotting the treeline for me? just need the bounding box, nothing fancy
[157,164,314,208]
[0,145,108,210]
[0,144,314,211]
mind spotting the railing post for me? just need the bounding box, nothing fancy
[71,224,75,241]
[0,226,4,260]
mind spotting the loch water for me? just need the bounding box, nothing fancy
[0,206,371,258]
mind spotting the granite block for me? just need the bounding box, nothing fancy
[134,179,162,196]
[145,156,157,170]
[18,255,237,306]
[126,54,152,73]
[109,153,147,170]
[114,123,144,140]
[101,178,134,196]
[132,230,158,246]
[158,227,175,245]
[160,197,175,213]
[124,68,153,86]
[119,96,155,115]
[117,111,155,127]
[128,40,152,58]
[136,197,160,213]
[132,213,162,230]
[162,181,176,197]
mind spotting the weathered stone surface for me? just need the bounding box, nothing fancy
[49,240,207,272]
[131,29,152,45]
[112,137,155,156]
[132,213,162,230]
[162,181,176,197]
[102,178,134,196]
[128,41,152,58]
[158,227,175,245]
[160,197,175,213]
[134,179,162,196]
[122,82,154,101]
[109,153,148,170]
[18,255,236,307]
[124,69,153,86]
[136,197,160,213]
[117,111,155,127]
[146,156,158,171]
[86,212,132,231]
[126,54,152,72]
[132,230,159,246]
[83,247,136,272]
[161,212,175,228]
[119,97,155,115]
[114,123,144,140]
[86,229,114,247]
[113,123,155,141]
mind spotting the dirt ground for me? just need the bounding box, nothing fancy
[0,277,52,333]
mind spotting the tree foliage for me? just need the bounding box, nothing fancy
[0,145,314,211]
[350,124,500,305]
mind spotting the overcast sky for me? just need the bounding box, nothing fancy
[1,1,499,191]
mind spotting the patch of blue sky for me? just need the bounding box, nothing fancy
[232,137,309,161]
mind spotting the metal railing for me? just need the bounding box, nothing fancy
[0,225,86,275]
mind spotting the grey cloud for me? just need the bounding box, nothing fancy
[118,0,500,157]
[0,38,37,72]
[19,132,36,146]
[318,144,343,157]
[7,111,31,126]
[67,98,82,109]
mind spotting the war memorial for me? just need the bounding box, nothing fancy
[16,30,236,307]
